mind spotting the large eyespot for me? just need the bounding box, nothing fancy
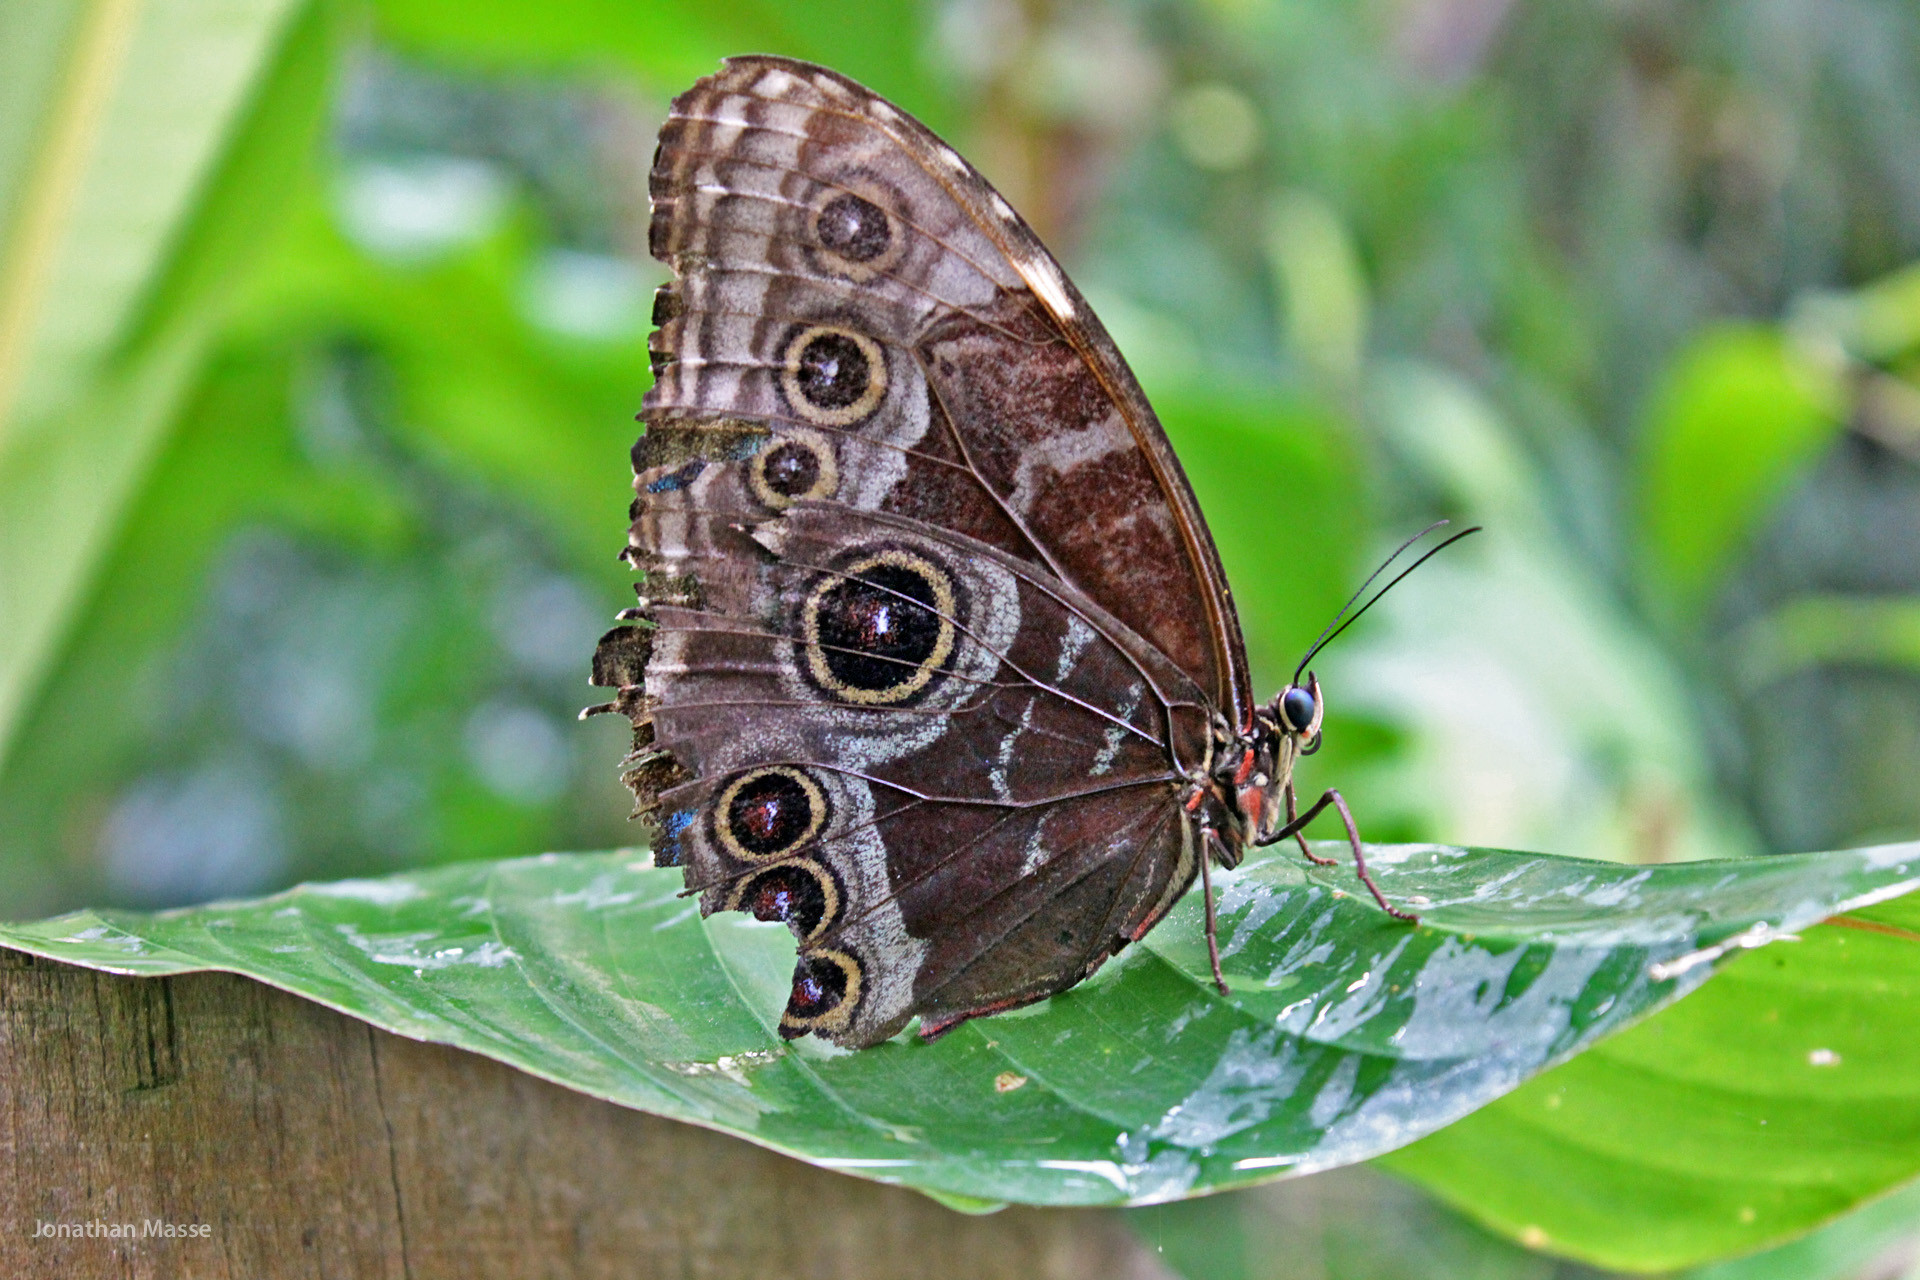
[747,428,838,510]
[806,178,907,281]
[778,948,863,1038]
[780,325,887,426]
[1280,685,1317,734]
[799,549,957,705]
[713,766,829,863]
[725,860,839,941]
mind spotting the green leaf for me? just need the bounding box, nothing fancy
[2,841,1915,1216]
[1382,890,1920,1270]
[233,197,647,571]
[0,0,303,425]
[1685,1176,1920,1280]
[1731,593,1920,689]
[1635,325,1843,619]
[0,0,336,772]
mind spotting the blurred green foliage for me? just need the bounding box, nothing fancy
[1638,325,1842,616]
[6,0,1920,1272]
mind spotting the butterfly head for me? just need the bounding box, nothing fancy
[1218,673,1325,844]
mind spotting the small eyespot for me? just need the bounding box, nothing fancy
[804,178,908,281]
[780,325,887,426]
[748,428,838,509]
[1280,686,1317,733]
[792,332,870,408]
[814,192,891,262]
[726,860,839,940]
[714,766,829,863]
[779,948,863,1038]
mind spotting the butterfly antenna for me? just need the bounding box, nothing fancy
[1292,521,1451,674]
[1290,524,1482,684]
[1290,520,1454,682]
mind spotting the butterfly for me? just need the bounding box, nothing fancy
[586,56,1470,1049]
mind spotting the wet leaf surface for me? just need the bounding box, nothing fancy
[2,840,1915,1209]
[1383,887,1920,1269]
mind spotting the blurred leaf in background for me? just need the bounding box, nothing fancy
[0,0,318,777]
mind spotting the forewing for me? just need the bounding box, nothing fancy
[643,55,1249,720]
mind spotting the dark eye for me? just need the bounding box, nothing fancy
[1280,685,1316,733]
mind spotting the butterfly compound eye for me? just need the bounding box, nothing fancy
[1280,686,1316,734]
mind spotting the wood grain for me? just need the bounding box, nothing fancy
[0,949,1172,1279]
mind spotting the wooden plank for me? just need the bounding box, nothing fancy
[0,949,1171,1279]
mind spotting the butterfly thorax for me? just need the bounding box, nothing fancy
[1203,674,1327,868]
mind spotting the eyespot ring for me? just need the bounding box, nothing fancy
[799,548,958,705]
[805,176,908,282]
[779,325,888,426]
[747,427,839,510]
[725,859,840,942]
[713,766,829,864]
[779,947,863,1038]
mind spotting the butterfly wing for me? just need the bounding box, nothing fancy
[643,56,1250,719]
[591,57,1243,1046]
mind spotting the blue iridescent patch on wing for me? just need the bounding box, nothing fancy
[653,808,696,866]
[647,460,704,493]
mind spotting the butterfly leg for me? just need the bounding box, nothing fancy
[1284,781,1338,866]
[1197,826,1231,996]
[1268,789,1418,923]
[1182,783,1232,995]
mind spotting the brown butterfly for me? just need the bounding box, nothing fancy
[586,56,1467,1049]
